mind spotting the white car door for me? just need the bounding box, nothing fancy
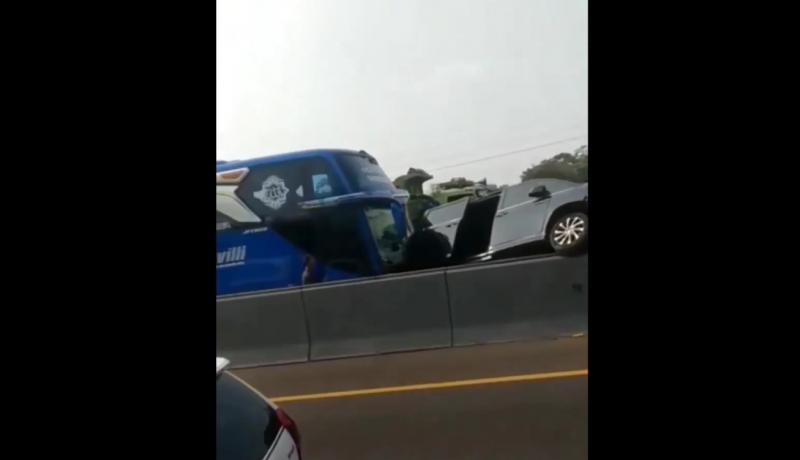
[489,181,552,251]
[424,198,470,254]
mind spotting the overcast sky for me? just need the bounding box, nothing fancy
[217,0,587,187]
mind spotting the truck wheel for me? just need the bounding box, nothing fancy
[549,212,588,256]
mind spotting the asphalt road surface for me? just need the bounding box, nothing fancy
[234,337,588,460]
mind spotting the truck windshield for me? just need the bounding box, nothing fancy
[336,153,395,193]
[363,205,405,267]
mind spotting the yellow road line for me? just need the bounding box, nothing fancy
[271,369,588,403]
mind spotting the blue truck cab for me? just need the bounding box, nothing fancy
[216,149,410,296]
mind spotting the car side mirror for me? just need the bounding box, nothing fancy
[528,185,550,199]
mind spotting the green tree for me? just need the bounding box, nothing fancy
[520,145,588,183]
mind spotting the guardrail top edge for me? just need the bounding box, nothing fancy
[300,269,448,292]
[445,254,584,274]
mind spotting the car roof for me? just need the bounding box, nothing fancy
[216,149,370,173]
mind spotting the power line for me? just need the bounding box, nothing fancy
[429,134,588,172]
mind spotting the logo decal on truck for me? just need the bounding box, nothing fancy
[254,175,289,210]
[217,246,247,268]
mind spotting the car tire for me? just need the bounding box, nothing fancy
[548,212,588,256]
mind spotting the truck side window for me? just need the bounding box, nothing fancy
[312,173,333,198]
[270,206,372,276]
[316,207,372,275]
[235,158,343,220]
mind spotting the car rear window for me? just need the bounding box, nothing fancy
[217,373,280,460]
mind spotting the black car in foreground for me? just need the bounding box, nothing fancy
[217,358,301,460]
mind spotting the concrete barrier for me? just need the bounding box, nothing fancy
[216,288,310,368]
[216,255,587,366]
[446,255,587,345]
[302,270,452,360]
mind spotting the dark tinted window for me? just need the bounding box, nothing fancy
[451,194,500,261]
[236,158,344,220]
[336,153,395,192]
[317,206,372,273]
[271,205,373,276]
[217,373,280,460]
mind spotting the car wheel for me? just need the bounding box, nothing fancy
[549,212,588,256]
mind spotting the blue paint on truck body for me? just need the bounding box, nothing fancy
[216,149,409,296]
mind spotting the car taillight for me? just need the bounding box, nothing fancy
[276,407,301,459]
